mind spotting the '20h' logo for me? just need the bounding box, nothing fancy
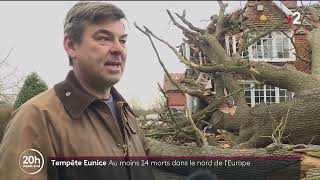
[19,149,44,175]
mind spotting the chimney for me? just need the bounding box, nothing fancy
[282,0,297,9]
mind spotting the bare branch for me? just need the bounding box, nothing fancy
[166,9,197,35]
[0,82,20,92]
[0,66,19,81]
[135,23,212,102]
[135,23,181,89]
[293,52,311,63]
[175,10,205,34]
[0,93,13,102]
[157,83,179,128]
[239,22,283,53]
[134,23,208,146]
[192,88,244,123]
[281,31,311,63]
[186,105,208,147]
[0,48,13,65]
[143,26,180,55]
[263,109,290,147]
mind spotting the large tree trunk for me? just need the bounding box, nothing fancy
[234,91,320,147]
[307,28,320,75]
[147,138,314,180]
[233,27,320,147]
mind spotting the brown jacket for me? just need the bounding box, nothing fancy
[0,71,154,180]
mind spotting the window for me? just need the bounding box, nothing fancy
[251,34,273,59]
[242,83,252,107]
[249,31,295,62]
[225,31,295,62]
[225,34,248,58]
[254,84,265,104]
[279,88,292,102]
[265,85,276,104]
[240,81,293,107]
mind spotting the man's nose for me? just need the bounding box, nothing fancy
[110,40,125,55]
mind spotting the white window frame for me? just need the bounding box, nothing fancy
[239,80,293,107]
[225,34,241,55]
[248,31,295,62]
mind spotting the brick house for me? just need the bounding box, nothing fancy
[162,73,186,111]
[226,0,317,107]
[180,0,319,108]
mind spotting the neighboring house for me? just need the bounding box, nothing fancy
[162,73,186,111]
[225,0,315,107]
[181,0,319,108]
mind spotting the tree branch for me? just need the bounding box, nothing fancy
[135,23,212,102]
[157,83,179,128]
[0,48,13,65]
[136,22,210,146]
[281,30,311,63]
[192,87,244,123]
[215,0,228,37]
[239,22,283,53]
[175,10,205,34]
[134,23,185,93]
[166,9,197,35]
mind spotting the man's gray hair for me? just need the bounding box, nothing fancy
[64,1,126,66]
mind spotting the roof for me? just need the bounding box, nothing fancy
[163,73,185,91]
[243,0,292,30]
[273,1,294,17]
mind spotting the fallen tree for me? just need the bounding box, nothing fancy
[136,1,320,178]
[136,1,320,148]
[148,138,320,179]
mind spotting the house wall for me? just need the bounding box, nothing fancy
[166,91,186,108]
[244,1,312,73]
[224,1,313,107]
[282,0,297,9]
[294,34,311,73]
[245,0,291,30]
[163,73,186,110]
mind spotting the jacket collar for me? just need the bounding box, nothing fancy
[54,70,132,119]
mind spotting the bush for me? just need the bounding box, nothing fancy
[13,72,48,109]
[0,105,13,141]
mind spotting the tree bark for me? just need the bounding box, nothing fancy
[234,91,320,147]
[307,28,320,76]
[148,138,303,179]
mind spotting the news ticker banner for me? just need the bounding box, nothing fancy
[46,155,302,180]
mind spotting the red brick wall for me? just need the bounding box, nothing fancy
[282,1,297,9]
[166,92,186,107]
[244,1,312,74]
[294,34,311,73]
[244,1,290,30]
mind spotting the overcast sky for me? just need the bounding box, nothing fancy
[0,1,243,109]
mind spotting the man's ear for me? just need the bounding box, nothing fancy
[63,34,77,60]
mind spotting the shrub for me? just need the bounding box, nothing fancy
[13,72,48,109]
[0,104,13,141]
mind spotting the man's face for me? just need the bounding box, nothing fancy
[72,20,127,89]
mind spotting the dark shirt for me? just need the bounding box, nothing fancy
[103,95,125,142]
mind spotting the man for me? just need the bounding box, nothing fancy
[0,2,154,180]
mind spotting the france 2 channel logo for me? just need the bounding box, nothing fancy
[287,12,301,25]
